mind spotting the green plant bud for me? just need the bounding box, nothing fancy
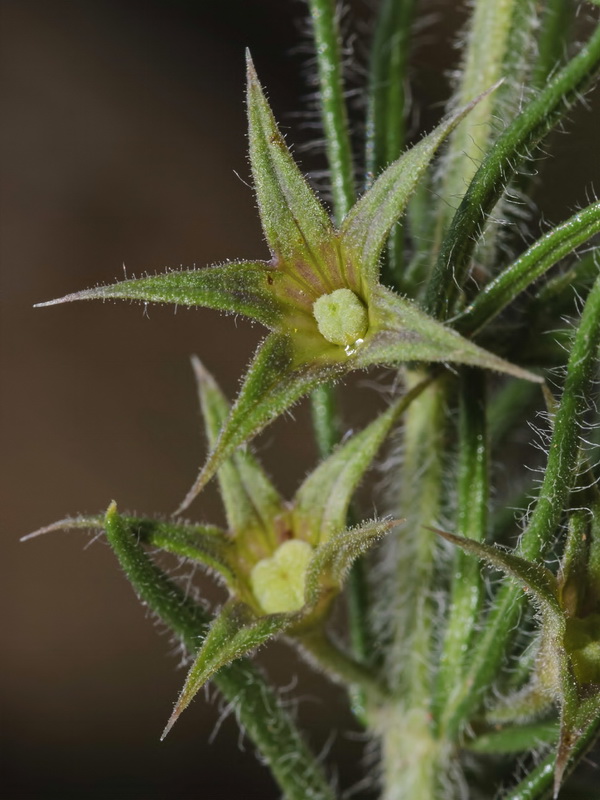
[313,289,369,347]
[565,615,600,684]
[250,539,313,614]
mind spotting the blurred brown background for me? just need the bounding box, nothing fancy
[2,1,599,798]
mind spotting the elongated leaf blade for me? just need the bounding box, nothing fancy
[178,332,344,512]
[162,599,291,738]
[360,285,542,382]
[342,88,496,284]
[191,356,282,537]
[427,23,600,319]
[247,54,343,294]
[36,261,283,328]
[454,200,600,336]
[465,721,559,754]
[434,527,562,618]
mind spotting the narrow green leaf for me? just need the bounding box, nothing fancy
[454,201,600,336]
[246,53,338,285]
[306,519,400,603]
[294,377,432,544]
[307,0,355,222]
[191,356,282,542]
[36,261,283,328]
[433,528,562,618]
[361,285,542,382]
[365,0,416,183]
[365,0,417,287]
[427,23,600,319]
[433,369,488,729]
[465,722,559,754]
[178,333,344,512]
[532,0,573,88]
[342,88,497,285]
[162,599,291,738]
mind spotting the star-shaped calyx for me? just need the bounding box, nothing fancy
[37,53,541,512]
[32,358,413,735]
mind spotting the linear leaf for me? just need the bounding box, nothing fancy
[427,23,600,319]
[36,261,283,327]
[465,722,558,754]
[162,599,291,738]
[433,528,562,619]
[454,201,600,336]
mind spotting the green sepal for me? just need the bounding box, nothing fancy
[118,515,239,590]
[178,332,344,511]
[465,721,559,754]
[36,261,284,328]
[434,528,561,618]
[361,285,542,382]
[294,399,409,544]
[21,515,104,542]
[558,511,590,617]
[25,511,239,591]
[191,355,283,541]
[246,54,341,289]
[342,86,497,285]
[305,519,400,605]
[103,502,209,640]
[162,599,291,739]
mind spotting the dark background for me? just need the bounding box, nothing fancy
[2,2,599,798]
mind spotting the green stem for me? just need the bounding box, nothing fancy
[390,372,446,702]
[532,0,573,88]
[365,0,417,288]
[310,382,340,459]
[427,22,600,320]
[433,0,522,255]
[104,504,335,800]
[440,271,600,740]
[433,368,488,729]
[307,0,355,223]
[306,0,360,688]
[299,628,389,704]
[454,201,600,336]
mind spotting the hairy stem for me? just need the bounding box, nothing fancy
[433,368,488,729]
[307,0,355,222]
[441,271,600,740]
